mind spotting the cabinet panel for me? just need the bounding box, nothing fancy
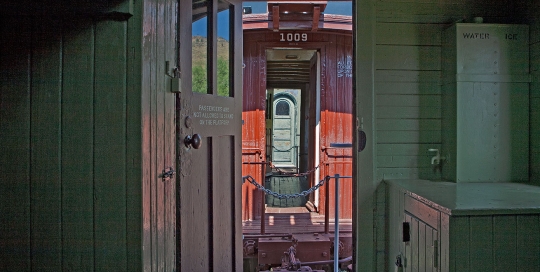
[404,212,438,272]
[405,195,439,229]
[469,216,493,271]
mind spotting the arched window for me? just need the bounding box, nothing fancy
[275,100,290,116]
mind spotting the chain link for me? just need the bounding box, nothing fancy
[272,145,297,152]
[242,175,328,199]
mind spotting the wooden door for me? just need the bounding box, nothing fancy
[177,0,243,270]
[272,96,297,169]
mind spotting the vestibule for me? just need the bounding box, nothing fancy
[0,0,539,271]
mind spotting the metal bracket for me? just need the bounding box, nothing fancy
[160,167,176,181]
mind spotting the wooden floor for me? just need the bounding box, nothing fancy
[242,207,352,235]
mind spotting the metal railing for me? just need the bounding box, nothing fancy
[243,169,352,271]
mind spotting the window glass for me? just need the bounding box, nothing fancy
[192,0,208,94]
[275,100,290,116]
[217,2,231,97]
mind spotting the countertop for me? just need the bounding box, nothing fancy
[387,179,540,216]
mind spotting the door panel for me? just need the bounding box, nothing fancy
[272,97,297,168]
[177,0,242,270]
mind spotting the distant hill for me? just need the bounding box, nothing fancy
[192,36,230,69]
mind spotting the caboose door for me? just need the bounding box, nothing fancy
[176,0,243,270]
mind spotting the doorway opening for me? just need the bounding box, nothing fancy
[264,48,318,212]
[240,1,354,270]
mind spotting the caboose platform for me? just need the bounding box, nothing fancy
[242,207,353,271]
[242,207,352,234]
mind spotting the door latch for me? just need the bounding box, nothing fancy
[161,167,176,181]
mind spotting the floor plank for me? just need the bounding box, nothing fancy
[242,208,352,234]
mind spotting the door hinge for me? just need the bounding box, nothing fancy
[160,167,176,181]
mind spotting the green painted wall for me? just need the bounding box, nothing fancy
[0,1,176,270]
[373,1,531,183]
[0,2,141,270]
[357,0,535,271]
[529,3,540,185]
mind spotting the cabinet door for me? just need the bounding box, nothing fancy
[404,213,439,272]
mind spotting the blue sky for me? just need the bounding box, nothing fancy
[193,1,352,40]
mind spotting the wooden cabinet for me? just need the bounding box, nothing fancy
[387,180,540,272]
[402,196,440,272]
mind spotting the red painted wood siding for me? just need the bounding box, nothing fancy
[242,29,353,220]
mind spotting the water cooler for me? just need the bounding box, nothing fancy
[441,22,530,182]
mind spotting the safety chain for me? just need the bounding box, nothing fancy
[272,145,297,152]
[242,175,328,199]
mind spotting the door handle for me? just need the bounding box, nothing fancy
[184,134,202,149]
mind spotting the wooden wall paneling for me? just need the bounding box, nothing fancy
[532,93,540,185]
[156,0,167,268]
[410,216,419,271]
[233,4,244,267]
[30,12,62,271]
[375,70,441,83]
[333,35,353,218]
[376,1,514,24]
[449,216,469,272]
[141,0,153,268]
[148,0,158,269]
[378,143,442,156]
[0,14,31,271]
[324,35,336,113]
[61,17,95,271]
[377,106,441,119]
[399,191,405,262]
[425,226,434,272]
[388,183,403,271]
[403,214,412,272]
[241,33,265,220]
[516,215,540,271]
[440,213,449,272]
[418,219,426,272]
[164,0,177,269]
[377,130,441,144]
[126,1,143,271]
[375,184,387,271]
[317,35,354,218]
[378,119,441,132]
[377,168,438,181]
[377,82,441,95]
[378,155,435,169]
[530,4,540,45]
[531,39,540,184]
[213,136,235,270]
[94,18,128,270]
[468,216,493,271]
[376,23,442,46]
[376,93,441,108]
[181,136,210,271]
[375,45,441,71]
[492,215,516,271]
[530,42,540,76]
